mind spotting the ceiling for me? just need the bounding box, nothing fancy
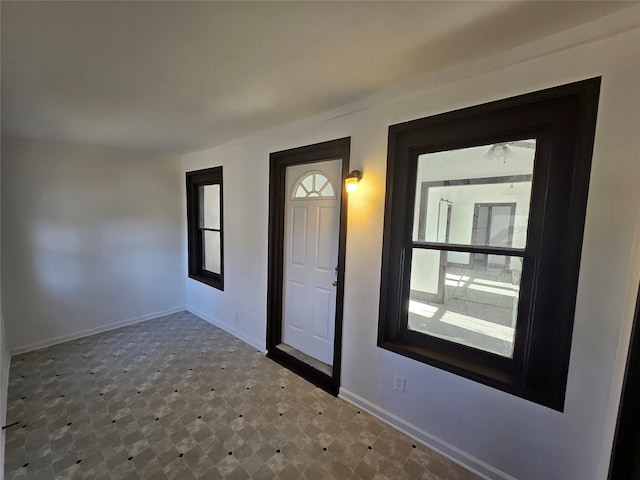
[1,1,636,154]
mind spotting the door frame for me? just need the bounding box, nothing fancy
[266,137,350,395]
[609,281,640,479]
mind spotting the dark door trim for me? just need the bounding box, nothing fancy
[609,281,640,479]
[266,137,350,395]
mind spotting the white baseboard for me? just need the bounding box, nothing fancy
[11,306,187,356]
[187,307,266,354]
[339,388,516,480]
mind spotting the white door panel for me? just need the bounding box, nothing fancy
[286,280,306,331]
[316,206,337,272]
[283,159,341,365]
[290,207,308,266]
[313,286,332,340]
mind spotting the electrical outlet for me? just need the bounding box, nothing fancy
[234,313,239,323]
[394,375,406,392]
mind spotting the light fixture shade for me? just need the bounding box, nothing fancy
[484,143,514,163]
[345,170,362,193]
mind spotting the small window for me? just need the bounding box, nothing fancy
[378,78,600,410]
[292,171,336,199]
[186,167,223,290]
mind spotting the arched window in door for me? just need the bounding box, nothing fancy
[292,171,336,199]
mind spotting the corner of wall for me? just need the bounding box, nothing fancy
[187,307,267,354]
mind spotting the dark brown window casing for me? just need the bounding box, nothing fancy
[378,78,601,410]
[186,166,224,290]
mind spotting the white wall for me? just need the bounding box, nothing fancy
[183,144,270,352]
[182,21,640,480]
[1,138,186,353]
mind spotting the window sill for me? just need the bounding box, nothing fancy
[377,339,561,410]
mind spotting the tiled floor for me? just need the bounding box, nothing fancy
[4,312,481,480]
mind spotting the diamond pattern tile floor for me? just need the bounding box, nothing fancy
[4,312,482,479]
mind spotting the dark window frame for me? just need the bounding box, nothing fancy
[186,166,224,290]
[378,78,600,410]
[609,281,640,479]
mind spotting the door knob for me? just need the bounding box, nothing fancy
[332,280,338,287]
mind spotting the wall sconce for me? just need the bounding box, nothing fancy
[345,170,362,194]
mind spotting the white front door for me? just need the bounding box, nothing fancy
[282,159,341,365]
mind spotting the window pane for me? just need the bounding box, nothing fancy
[302,174,313,192]
[315,174,328,191]
[203,230,221,274]
[413,140,535,249]
[295,185,307,198]
[199,185,220,229]
[322,182,335,197]
[408,249,522,357]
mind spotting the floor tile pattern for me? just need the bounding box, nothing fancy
[4,312,481,480]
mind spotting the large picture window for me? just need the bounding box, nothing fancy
[378,78,600,410]
[186,167,224,290]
